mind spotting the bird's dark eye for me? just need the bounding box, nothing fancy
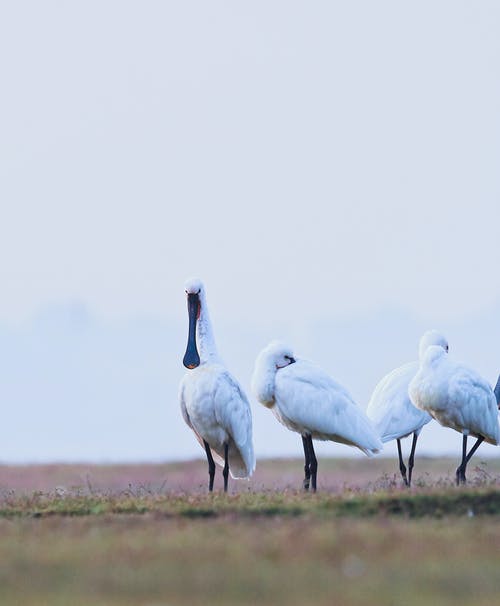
[284,355,296,364]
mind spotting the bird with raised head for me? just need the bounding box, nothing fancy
[179,278,255,492]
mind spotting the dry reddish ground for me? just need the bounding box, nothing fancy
[1,456,498,495]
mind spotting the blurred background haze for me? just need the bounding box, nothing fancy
[1,1,499,462]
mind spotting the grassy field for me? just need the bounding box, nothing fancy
[0,457,499,605]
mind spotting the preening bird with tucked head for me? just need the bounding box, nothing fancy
[252,340,382,492]
[366,330,448,487]
[409,340,500,485]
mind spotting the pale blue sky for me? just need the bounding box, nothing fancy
[1,2,499,462]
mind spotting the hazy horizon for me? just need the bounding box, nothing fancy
[1,296,499,464]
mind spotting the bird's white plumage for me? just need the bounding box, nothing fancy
[367,361,430,442]
[252,341,382,457]
[366,330,448,443]
[179,278,255,478]
[180,365,255,478]
[409,346,500,445]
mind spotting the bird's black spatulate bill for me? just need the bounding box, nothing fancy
[494,374,500,408]
[183,293,200,369]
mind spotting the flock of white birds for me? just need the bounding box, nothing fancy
[179,279,500,492]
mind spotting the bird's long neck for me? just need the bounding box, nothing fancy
[197,294,220,364]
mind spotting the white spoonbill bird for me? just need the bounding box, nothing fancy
[366,330,448,486]
[179,278,255,492]
[251,341,382,491]
[409,346,500,485]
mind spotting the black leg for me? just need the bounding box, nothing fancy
[302,435,311,490]
[460,435,485,485]
[407,432,419,487]
[465,436,484,464]
[456,435,484,485]
[397,439,408,486]
[456,435,468,485]
[307,435,318,492]
[204,440,216,492]
[223,443,229,493]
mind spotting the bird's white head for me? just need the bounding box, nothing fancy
[184,277,205,296]
[251,341,296,408]
[421,344,447,368]
[418,330,448,361]
[261,340,297,370]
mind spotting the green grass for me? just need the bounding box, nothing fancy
[0,486,499,519]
